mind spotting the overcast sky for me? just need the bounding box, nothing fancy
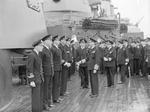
[112,0,150,37]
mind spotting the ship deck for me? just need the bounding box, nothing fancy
[3,73,150,112]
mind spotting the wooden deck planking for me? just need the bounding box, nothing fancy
[3,74,150,112]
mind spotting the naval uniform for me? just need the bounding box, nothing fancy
[76,46,89,88]
[104,47,116,87]
[70,45,76,75]
[27,50,44,112]
[51,44,62,102]
[41,46,54,107]
[142,45,148,76]
[133,46,141,75]
[59,43,72,96]
[66,44,73,81]
[98,46,104,74]
[145,45,150,75]
[87,46,100,95]
[126,45,134,76]
[140,45,146,76]
[117,46,127,83]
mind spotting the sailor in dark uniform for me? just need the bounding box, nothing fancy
[126,38,134,77]
[98,40,105,75]
[144,38,150,78]
[103,40,116,87]
[51,35,63,103]
[70,40,76,75]
[27,40,44,112]
[59,36,71,96]
[76,38,89,89]
[40,35,54,110]
[65,38,73,81]
[140,39,147,76]
[117,39,128,83]
[87,38,100,97]
[133,41,141,76]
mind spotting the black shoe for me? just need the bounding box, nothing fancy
[49,104,55,108]
[53,100,61,103]
[83,86,89,89]
[90,94,98,98]
[60,93,64,96]
[107,85,111,87]
[64,91,70,96]
[111,85,114,88]
[43,105,51,111]
[85,86,89,89]
[111,83,114,86]
[107,83,114,87]
[118,81,123,84]
[58,98,63,102]
[89,94,92,96]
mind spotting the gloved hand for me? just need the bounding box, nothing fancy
[67,63,71,67]
[108,58,112,61]
[81,59,86,63]
[146,58,148,62]
[94,64,99,70]
[93,69,97,74]
[30,81,36,87]
[104,57,108,61]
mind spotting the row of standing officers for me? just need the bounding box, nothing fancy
[27,34,150,112]
[27,35,75,112]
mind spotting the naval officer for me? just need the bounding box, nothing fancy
[103,40,116,87]
[76,38,89,89]
[27,40,44,112]
[87,38,100,97]
[40,35,54,110]
[51,35,63,103]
